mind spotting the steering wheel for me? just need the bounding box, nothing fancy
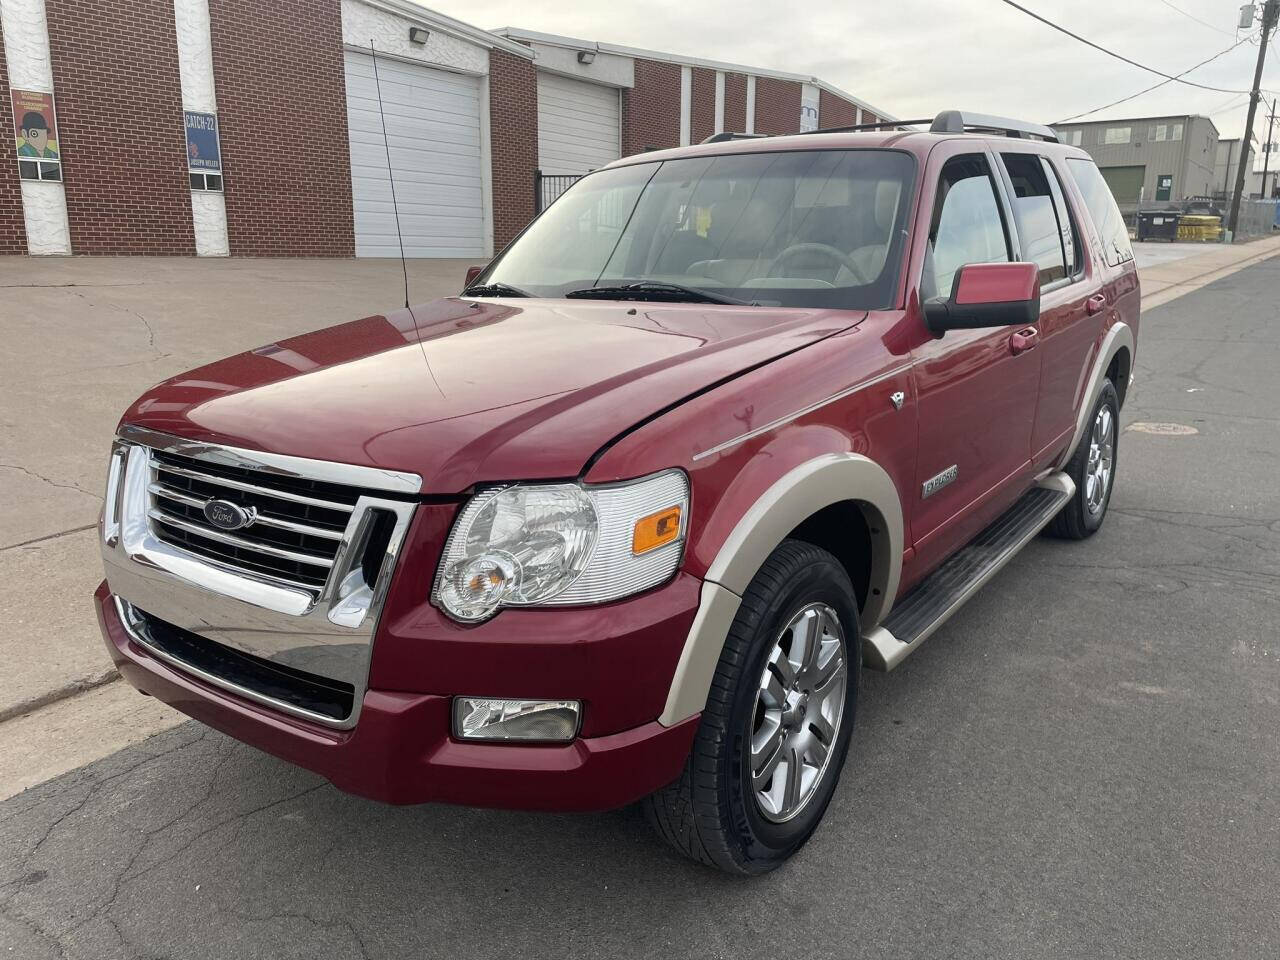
[764,242,871,287]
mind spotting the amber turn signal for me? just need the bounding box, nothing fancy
[632,505,683,555]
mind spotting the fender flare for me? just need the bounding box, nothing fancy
[659,453,904,726]
[1057,321,1135,470]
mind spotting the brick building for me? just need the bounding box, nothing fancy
[0,0,896,259]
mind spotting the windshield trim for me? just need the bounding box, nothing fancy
[476,147,920,312]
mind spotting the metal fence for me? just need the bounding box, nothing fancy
[534,170,585,213]
[1232,199,1280,239]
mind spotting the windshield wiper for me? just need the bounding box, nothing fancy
[564,281,757,306]
[461,282,532,298]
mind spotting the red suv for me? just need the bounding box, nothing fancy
[96,110,1138,874]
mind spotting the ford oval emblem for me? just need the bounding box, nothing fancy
[203,499,255,531]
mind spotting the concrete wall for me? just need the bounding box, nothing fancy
[2,0,71,253]
[0,23,28,254]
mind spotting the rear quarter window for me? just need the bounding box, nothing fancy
[1065,158,1134,268]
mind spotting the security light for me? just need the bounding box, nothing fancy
[577,50,596,65]
[408,26,429,44]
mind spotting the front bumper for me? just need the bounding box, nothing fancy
[96,582,699,810]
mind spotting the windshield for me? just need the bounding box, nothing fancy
[480,149,916,310]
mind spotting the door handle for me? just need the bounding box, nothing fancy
[1010,327,1039,355]
[1086,293,1108,315]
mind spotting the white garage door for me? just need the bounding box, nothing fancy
[537,71,621,175]
[344,50,486,258]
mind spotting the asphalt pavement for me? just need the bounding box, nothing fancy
[2,256,1278,959]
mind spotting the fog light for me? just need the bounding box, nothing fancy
[453,697,580,742]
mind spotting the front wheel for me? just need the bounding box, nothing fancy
[643,539,860,874]
[1048,378,1119,539]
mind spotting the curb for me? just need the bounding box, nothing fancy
[1140,239,1280,310]
[0,670,120,725]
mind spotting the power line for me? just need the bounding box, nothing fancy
[997,0,1253,93]
[1153,0,1236,36]
[1211,94,1252,116]
[1055,37,1252,122]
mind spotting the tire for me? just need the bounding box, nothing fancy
[643,539,860,875]
[1047,378,1119,540]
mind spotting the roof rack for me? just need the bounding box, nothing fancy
[701,111,1057,145]
[928,110,1058,142]
[799,119,926,135]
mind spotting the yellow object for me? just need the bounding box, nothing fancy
[633,506,683,555]
[1176,215,1223,242]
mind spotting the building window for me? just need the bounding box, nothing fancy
[1102,126,1131,145]
[1059,129,1083,146]
[18,159,62,181]
[189,172,223,191]
[1149,122,1183,142]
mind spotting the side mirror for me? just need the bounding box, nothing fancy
[924,261,1039,334]
[463,264,488,288]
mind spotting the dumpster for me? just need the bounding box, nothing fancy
[1137,211,1181,241]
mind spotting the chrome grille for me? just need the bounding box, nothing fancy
[147,448,361,592]
[103,427,421,729]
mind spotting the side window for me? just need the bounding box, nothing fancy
[926,154,1011,300]
[1040,157,1081,278]
[1000,152,1079,287]
[1066,158,1135,267]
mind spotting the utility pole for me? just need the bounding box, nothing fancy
[1261,99,1277,199]
[1228,0,1279,238]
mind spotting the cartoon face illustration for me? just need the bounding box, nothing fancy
[18,111,55,158]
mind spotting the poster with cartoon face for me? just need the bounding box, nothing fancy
[12,89,60,162]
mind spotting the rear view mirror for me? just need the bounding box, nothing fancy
[463,264,488,288]
[924,261,1039,334]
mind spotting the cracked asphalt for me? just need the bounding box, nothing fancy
[2,257,1278,959]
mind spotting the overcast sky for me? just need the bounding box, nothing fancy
[424,0,1279,142]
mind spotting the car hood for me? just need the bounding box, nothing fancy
[121,297,860,493]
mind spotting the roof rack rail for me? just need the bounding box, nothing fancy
[929,110,1058,142]
[798,119,926,135]
[700,132,768,144]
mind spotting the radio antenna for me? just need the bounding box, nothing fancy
[369,40,410,309]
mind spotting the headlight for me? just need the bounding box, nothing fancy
[433,469,688,622]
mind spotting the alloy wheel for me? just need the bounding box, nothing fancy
[749,603,848,823]
[1085,404,1115,515]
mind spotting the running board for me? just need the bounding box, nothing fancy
[862,472,1074,671]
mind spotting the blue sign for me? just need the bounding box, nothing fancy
[184,111,221,172]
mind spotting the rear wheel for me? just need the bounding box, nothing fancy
[643,539,860,874]
[1048,378,1119,539]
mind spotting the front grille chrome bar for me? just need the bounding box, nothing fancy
[148,483,345,541]
[148,507,338,568]
[153,461,358,514]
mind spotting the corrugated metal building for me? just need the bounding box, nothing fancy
[1053,114,1219,213]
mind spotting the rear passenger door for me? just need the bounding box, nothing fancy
[995,148,1104,460]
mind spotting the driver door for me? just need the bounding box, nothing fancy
[908,149,1041,573]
